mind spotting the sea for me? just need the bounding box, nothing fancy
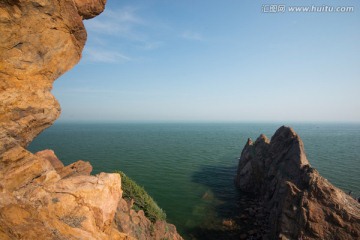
[28,122,360,239]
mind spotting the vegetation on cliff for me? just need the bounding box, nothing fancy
[116,171,166,222]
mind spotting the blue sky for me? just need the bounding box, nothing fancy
[54,0,360,122]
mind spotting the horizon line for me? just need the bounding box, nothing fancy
[54,120,360,124]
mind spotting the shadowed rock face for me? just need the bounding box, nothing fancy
[0,1,182,239]
[235,126,360,239]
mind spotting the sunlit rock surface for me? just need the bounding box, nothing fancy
[0,0,182,239]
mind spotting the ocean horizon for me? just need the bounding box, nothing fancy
[28,122,360,238]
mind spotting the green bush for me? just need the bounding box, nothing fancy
[116,171,166,222]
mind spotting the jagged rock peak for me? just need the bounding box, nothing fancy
[246,138,253,146]
[255,134,270,144]
[271,125,298,140]
[235,126,360,239]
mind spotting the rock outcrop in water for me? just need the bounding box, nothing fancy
[0,0,182,239]
[235,126,360,239]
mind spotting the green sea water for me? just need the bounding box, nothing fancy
[28,123,360,238]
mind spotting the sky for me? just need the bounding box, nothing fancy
[54,0,360,122]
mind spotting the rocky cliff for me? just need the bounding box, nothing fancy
[0,0,181,239]
[235,126,360,239]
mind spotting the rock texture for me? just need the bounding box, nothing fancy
[235,126,360,239]
[115,198,183,240]
[0,0,182,239]
[35,150,65,171]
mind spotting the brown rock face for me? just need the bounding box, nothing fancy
[35,149,93,178]
[235,126,360,239]
[0,0,181,239]
[115,198,183,240]
[35,149,65,170]
[74,0,107,19]
[0,0,87,148]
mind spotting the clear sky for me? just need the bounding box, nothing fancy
[54,0,360,122]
